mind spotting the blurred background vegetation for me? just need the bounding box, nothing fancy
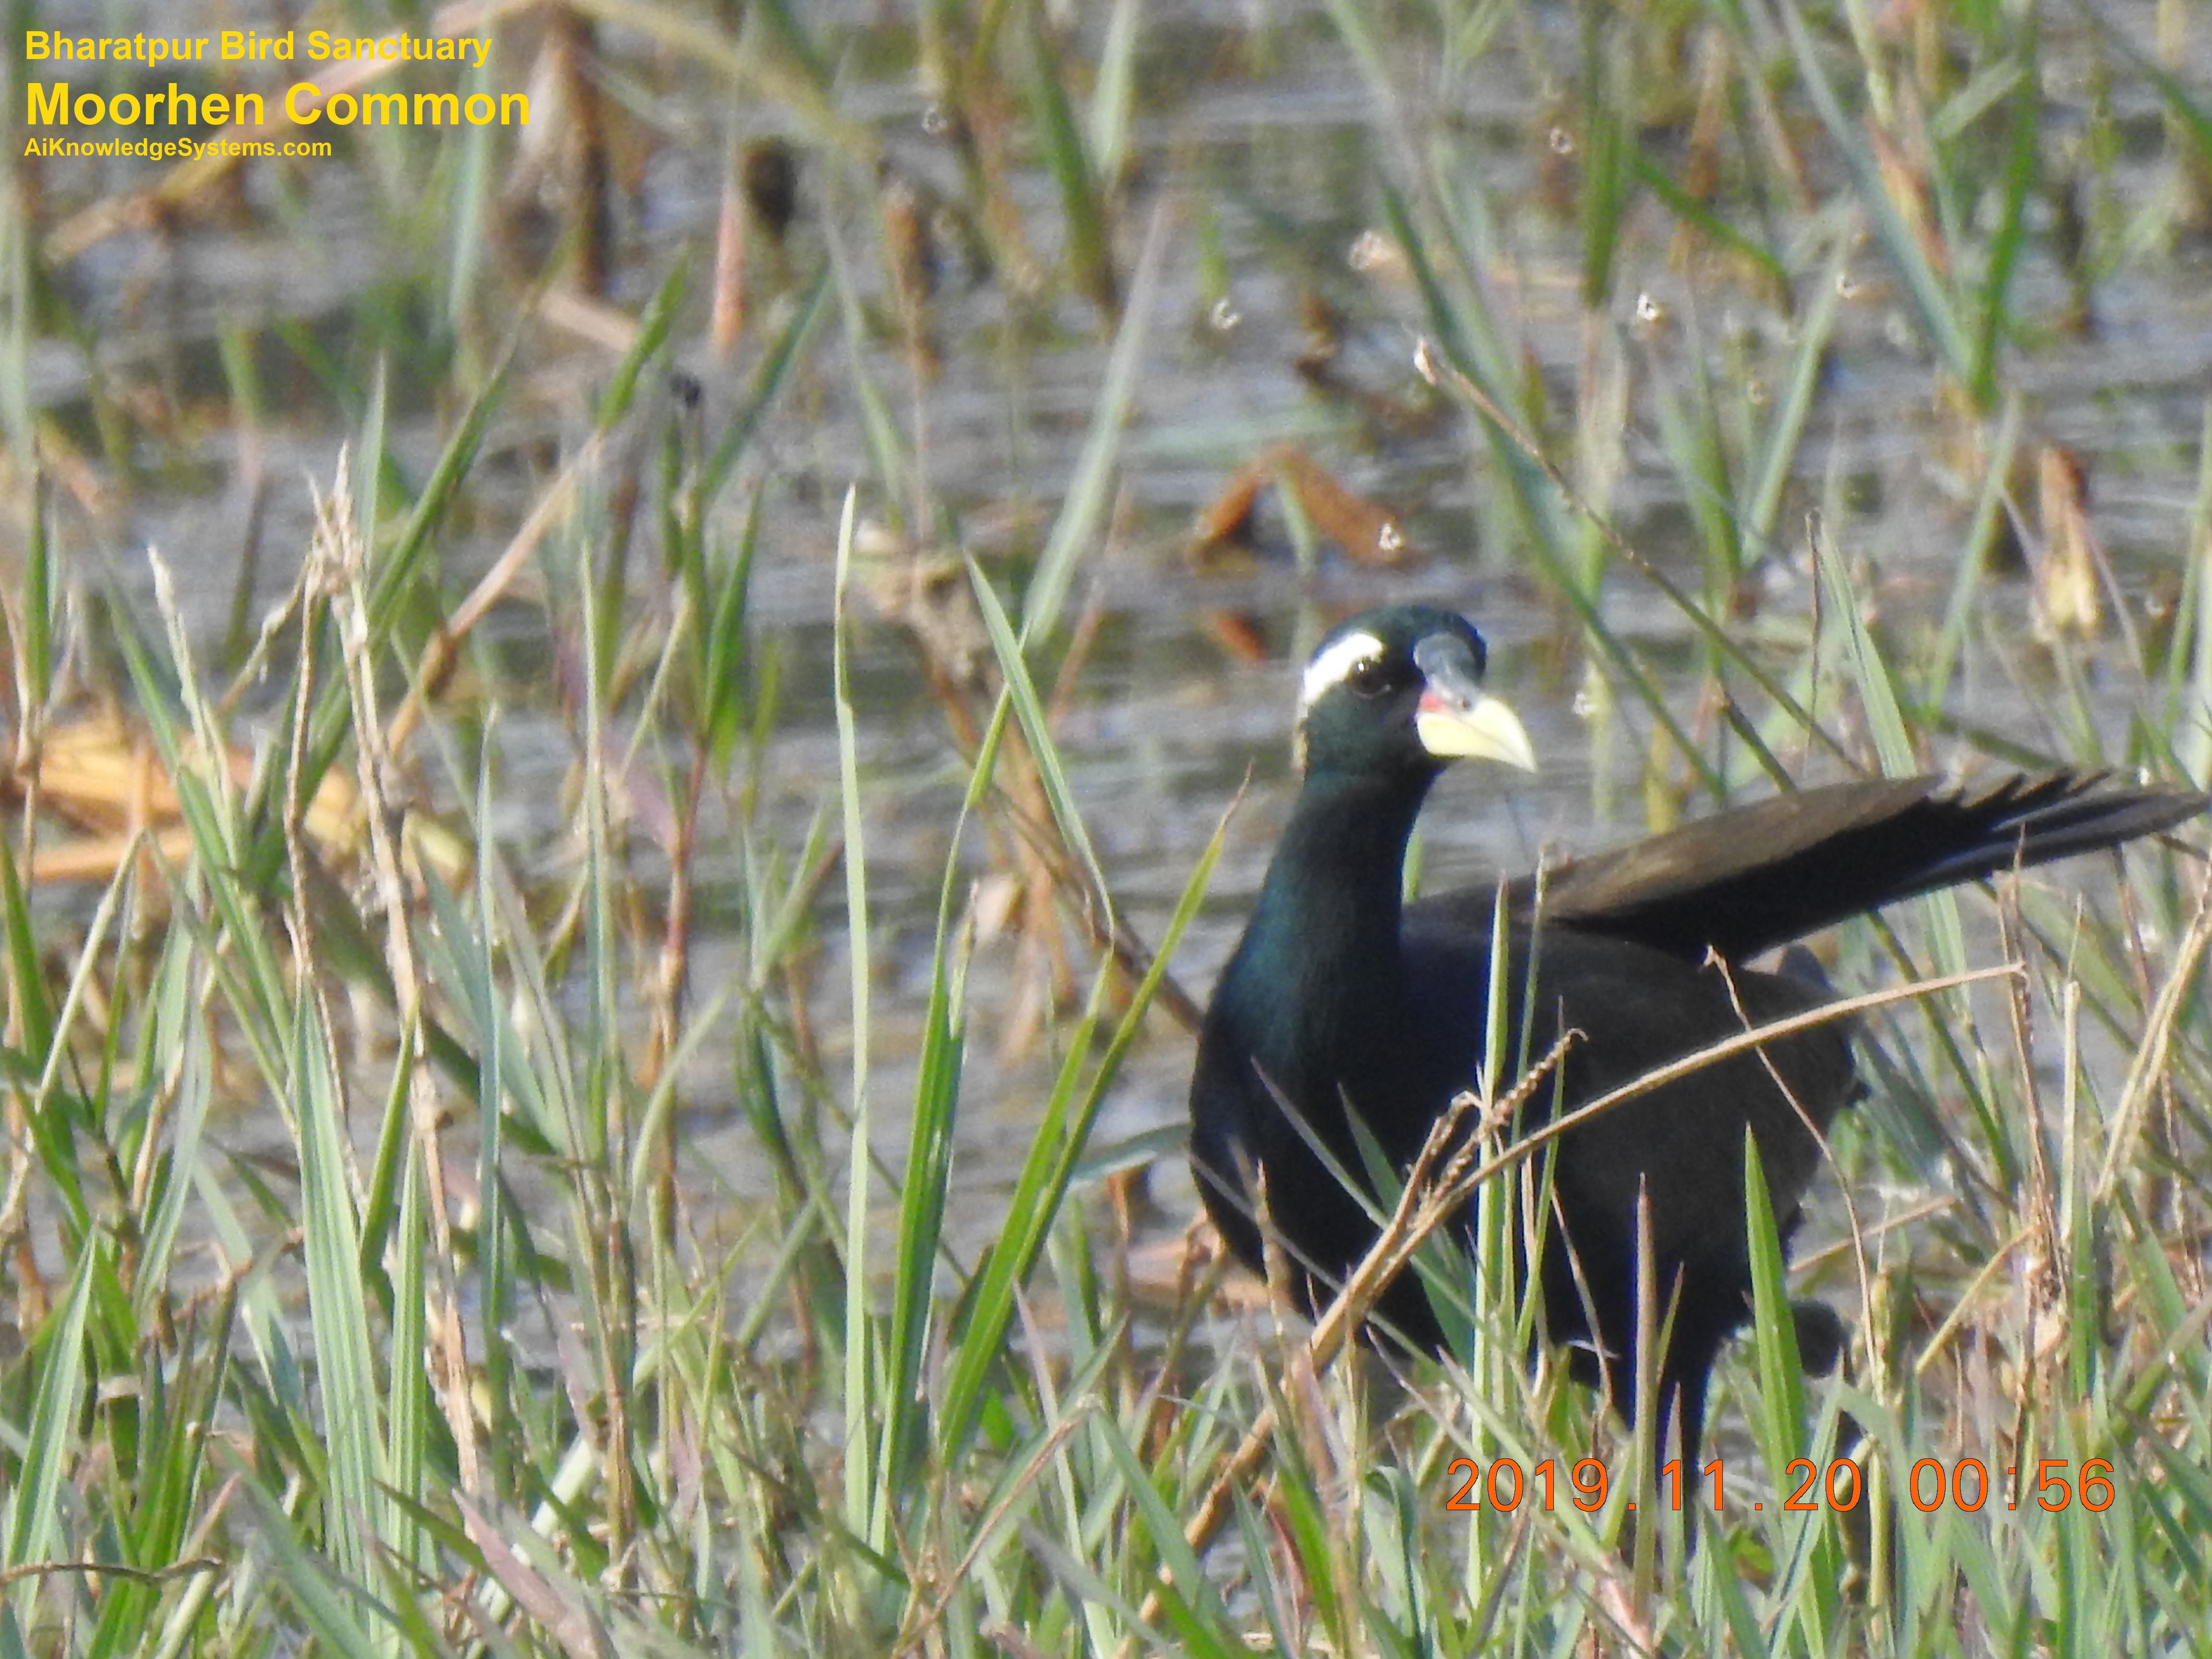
[2,0,2211,1652]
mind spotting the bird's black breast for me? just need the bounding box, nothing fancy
[1192,898,1860,1334]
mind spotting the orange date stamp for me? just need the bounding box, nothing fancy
[1443,1455,2119,1514]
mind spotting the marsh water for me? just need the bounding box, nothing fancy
[18,0,2212,1270]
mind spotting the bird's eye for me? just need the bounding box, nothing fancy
[1346,657,1392,697]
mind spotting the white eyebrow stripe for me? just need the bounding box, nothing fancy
[1299,631,1385,709]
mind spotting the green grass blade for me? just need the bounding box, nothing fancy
[1743,231,1849,554]
[599,257,690,426]
[831,486,881,1552]
[291,990,390,1585]
[1,1240,97,1632]
[968,556,1110,912]
[1970,53,2040,404]
[1020,202,1167,647]
[1021,0,1116,316]
[704,264,831,505]
[1773,0,1973,387]
[938,793,1230,1461]
[230,1467,388,1659]
[879,855,970,1493]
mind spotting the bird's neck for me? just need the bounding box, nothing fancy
[1238,767,1431,1011]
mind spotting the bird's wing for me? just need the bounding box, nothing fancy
[1420,772,2203,962]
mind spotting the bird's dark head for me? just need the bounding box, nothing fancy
[1295,606,1536,781]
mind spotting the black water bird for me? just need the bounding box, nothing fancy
[1190,604,2205,1460]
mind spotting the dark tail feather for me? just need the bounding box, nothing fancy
[1888,772,2207,893]
[1527,771,2205,961]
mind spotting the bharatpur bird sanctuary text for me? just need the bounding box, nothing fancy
[21,29,526,147]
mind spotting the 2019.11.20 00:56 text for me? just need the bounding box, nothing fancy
[1443,1456,2119,1514]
